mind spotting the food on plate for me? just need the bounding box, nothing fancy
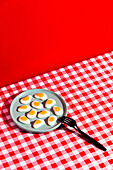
[34,93,47,100]
[48,115,57,126]
[33,119,45,128]
[17,105,31,112]
[38,110,50,118]
[53,106,63,116]
[20,95,32,104]
[45,99,56,108]
[18,116,30,124]
[31,101,43,109]
[27,109,37,119]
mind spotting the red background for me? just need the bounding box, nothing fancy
[0,1,113,88]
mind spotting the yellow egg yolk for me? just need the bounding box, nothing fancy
[49,117,55,122]
[35,120,41,124]
[40,110,47,115]
[36,93,44,97]
[29,110,35,115]
[20,116,27,121]
[20,105,27,109]
[54,107,61,111]
[22,96,29,101]
[34,101,40,106]
[47,99,53,104]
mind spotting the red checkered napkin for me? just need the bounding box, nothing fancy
[0,52,113,170]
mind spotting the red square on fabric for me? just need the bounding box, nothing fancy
[75,163,82,168]
[27,163,34,169]
[85,159,91,164]
[99,163,106,168]
[56,151,62,157]
[9,151,15,156]
[3,162,9,168]
[13,159,19,164]
[51,163,57,168]
[61,159,67,164]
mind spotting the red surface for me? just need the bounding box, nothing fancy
[0,0,113,87]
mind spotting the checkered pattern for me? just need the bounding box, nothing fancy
[0,52,113,170]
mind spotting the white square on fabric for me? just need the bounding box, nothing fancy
[71,71,76,75]
[68,161,74,166]
[60,68,65,72]
[10,165,17,170]
[26,150,32,155]
[63,153,69,159]
[49,150,55,155]
[68,93,73,98]
[20,161,26,166]
[51,85,56,89]
[12,146,18,151]
[1,87,7,91]
[13,90,18,94]
[79,68,84,72]
[22,87,27,91]
[27,79,32,82]
[44,161,50,166]
[4,93,10,98]
[67,65,73,69]
[55,77,61,80]
[45,143,51,147]
[2,149,8,154]
[59,82,65,86]
[8,138,14,144]
[90,109,95,113]
[105,53,110,57]
[64,88,69,92]
[43,73,49,77]
[10,84,15,88]
[47,79,52,83]
[6,157,12,162]
[30,157,36,163]
[31,85,36,88]
[68,142,74,147]
[16,153,22,158]
[18,81,24,85]
[39,82,44,86]
[40,153,46,158]
[54,157,60,163]
[90,58,95,61]
[59,146,64,151]
[64,74,69,78]
[35,76,40,80]
[21,142,27,147]
[51,70,57,74]
[98,55,103,59]
[57,165,65,170]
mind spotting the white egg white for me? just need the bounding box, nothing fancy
[38,110,50,118]
[31,101,43,109]
[27,109,37,119]
[18,116,30,124]
[20,95,32,104]
[33,119,45,128]
[45,99,56,108]
[34,93,47,100]
[53,106,63,116]
[48,115,57,126]
[17,105,31,112]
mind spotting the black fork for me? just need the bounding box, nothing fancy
[58,116,107,151]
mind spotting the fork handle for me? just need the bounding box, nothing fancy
[74,126,107,151]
